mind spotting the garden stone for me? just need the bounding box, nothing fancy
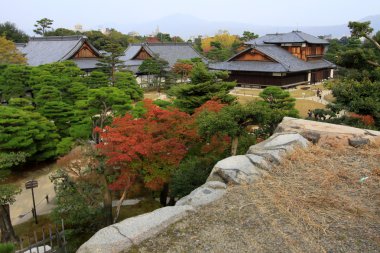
[247,148,286,164]
[176,181,227,208]
[77,205,194,253]
[245,154,271,171]
[207,155,266,184]
[348,137,370,147]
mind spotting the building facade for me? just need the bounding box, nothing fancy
[209,31,335,88]
[121,42,207,73]
[16,36,101,71]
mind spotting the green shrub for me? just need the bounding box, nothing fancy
[153,99,172,108]
[0,243,15,253]
[171,156,219,198]
[56,137,74,156]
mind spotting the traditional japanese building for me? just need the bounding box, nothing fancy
[121,42,207,73]
[209,31,335,88]
[16,36,101,71]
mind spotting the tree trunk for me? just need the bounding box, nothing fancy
[168,196,176,206]
[113,187,128,223]
[0,204,18,243]
[365,35,380,51]
[231,136,239,156]
[160,183,169,207]
[100,175,113,225]
[111,65,116,86]
[367,60,380,67]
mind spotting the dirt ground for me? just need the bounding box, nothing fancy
[131,145,380,253]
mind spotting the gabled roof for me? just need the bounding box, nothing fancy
[209,59,335,73]
[121,43,207,68]
[246,31,329,45]
[211,31,334,74]
[16,36,101,67]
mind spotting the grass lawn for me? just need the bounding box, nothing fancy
[144,91,161,100]
[295,99,326,118]
[235,86,317,98]
[235,95,262,104]
[289,89,316,98]
[236,95,325,118]
[324,93,336,103]
[233,89,262,96]
[309,83,328,91]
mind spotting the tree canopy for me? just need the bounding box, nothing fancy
[0,36,27,65]
[168,63,236,113]
[0,22,28,43]
[33,18,54,36]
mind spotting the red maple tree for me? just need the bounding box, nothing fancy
[97,99,231,207]
[97,100,197,192]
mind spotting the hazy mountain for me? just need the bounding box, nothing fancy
[105,14,380,39]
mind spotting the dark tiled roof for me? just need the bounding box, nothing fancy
[254,45,308,71]
[210,59,334,73]
[120,43,207,70]
[213,34,335,74]
[72,58,100,70]
[210,44,335,73]
[17,36,101,67]
[209,61,287,72]
[247,31,329,45]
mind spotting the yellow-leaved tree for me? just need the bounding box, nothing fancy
[201,30,241,52]
[0,36,27,65]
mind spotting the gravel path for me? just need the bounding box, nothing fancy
[11,167,56,225]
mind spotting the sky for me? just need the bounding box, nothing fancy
[1,0,379,35]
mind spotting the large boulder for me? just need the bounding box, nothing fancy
[176,181,227,208]
[77,205,194,253]
[207,155,267,184]
[276,117,380,147]
[247,132,309,164]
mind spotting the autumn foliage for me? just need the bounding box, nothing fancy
[172,62,193,81]
[349,113,375,126]
[201,31,240,53]
[97,99,198,191]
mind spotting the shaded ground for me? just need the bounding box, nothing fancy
[132,145,380,253]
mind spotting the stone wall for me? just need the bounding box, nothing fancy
[77,117,380,253]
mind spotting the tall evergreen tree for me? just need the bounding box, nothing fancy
[96,42,126,85]
[33,18,54,36]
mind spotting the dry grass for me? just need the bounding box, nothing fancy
[133,145,380,253]
[295,99,326,117]
[244,145,380,252]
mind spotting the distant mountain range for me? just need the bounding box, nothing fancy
[104,14,380,39]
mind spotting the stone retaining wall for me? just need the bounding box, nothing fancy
[77,117,380,253]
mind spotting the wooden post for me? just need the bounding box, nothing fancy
[34,231,39,253]
[61,219,67,253]
[55,223,60,248]
[48,224,53,249]
[42,227,46,253]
